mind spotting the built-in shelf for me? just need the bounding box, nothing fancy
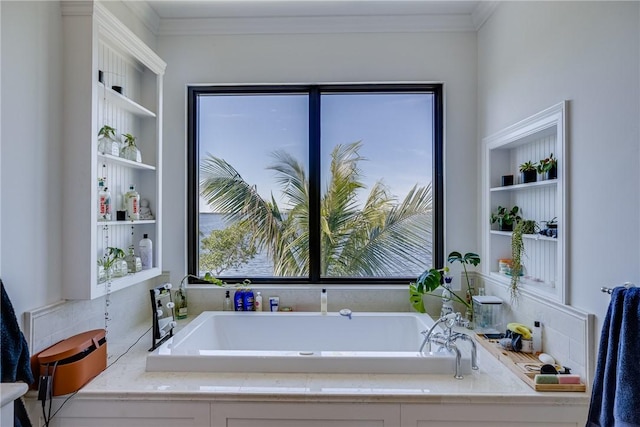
[98,153,156,170]
[490,179,557,192]
[100,267,162,294]
[490,230,558,242]
[482,101,567,303]
[97,82,156,118]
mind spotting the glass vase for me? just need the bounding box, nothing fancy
[121,140,142,162]
[98,134,120,157]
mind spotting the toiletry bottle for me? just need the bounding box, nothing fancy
[234,288,245,311]
[125,184,140,220]
[223,290,233,311]
[174,286,187,320]
[139,234,153,269]
[125,245,141,273]
[243,288,255,311]
[255,291,263,311]
[321,288,327,314]
[97,178,112,221]
[532,321,542,355]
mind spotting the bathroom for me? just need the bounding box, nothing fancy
[1,1,638,425]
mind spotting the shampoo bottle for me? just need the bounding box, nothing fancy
[139,234,152,269]
[321,288,327,314]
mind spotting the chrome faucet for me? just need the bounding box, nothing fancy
[419,312,478,379]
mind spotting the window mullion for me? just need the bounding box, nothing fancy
[309,87,321,282]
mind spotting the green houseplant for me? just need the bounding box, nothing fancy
[510,220,528,300]
[490,205,521,231]
[409,251,481,320]
[519,160,538,183]
[120,133,142,162]
[537,153,557,180]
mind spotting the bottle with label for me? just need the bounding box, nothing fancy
[139,234,153,270]
[255,291,263,311]
[174,287,187,320]
[124,245,141,273]
[223,290,233,311]
[321,288,327,314]
[243,288,255,311]
[234,289,245,311]
[97,178,112,221]
[125,185,140,220]
[532,321,542,354]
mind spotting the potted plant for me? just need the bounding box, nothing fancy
[409,251,481,322]
[120,133,142,162]
[537,153,557,180]
[519,160,538,183]
[490,205,521,231]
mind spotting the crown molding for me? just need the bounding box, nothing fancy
[156,13,478,36]
[471,1,499,30]
[123,0,161,36]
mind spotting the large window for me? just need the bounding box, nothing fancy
[188,84,443,284]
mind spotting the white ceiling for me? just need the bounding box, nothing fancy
[127,1,497,35]
[146,1,482,19]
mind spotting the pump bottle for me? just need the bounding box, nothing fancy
[223,291,233,311]
[321,288,327,314]
[255,291,263,311]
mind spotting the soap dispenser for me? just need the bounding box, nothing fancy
[321,288,327,314]
[223,290,233,311]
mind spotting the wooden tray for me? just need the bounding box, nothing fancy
[475,334,586,392]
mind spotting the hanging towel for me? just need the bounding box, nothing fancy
[1,279,34,427]
[587,286,640,427]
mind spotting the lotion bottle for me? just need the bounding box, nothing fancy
[255,291,263,311]
[223,290,233,311]
[321,288,327,314]
[139,234,152,269]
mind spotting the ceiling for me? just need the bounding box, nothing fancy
[128,1,496,35]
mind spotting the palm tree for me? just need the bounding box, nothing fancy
[200,141,432,277]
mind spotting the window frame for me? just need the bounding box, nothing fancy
[187,83,444,284]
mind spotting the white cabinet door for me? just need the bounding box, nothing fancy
[41,400,210,427]
[212,402,400,427]
[401,402,584,426]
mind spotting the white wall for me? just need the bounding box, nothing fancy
[478,1,640,335]
[1,0,64,321]
[158,31,479,285]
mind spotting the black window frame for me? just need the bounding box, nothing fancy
[187,83,444,284]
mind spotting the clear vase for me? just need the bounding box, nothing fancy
[98,134,120,157]
[120,136,142,162]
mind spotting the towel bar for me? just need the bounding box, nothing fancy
[601,282,636,295]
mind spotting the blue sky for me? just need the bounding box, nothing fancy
[198,92,434,213]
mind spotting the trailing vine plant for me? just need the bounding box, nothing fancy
[510,220,527,301]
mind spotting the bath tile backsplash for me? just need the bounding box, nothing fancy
[24,274,167,355]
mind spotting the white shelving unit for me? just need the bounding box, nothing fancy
[482,102,567,303]
[61,2,166,299]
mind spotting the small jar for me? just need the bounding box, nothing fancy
[498,259,512,275]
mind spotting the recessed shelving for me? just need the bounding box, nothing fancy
[98,153,156,170]
[490,179,557,192]
[489,230,558,242]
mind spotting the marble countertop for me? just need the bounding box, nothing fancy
[46,320,591,405]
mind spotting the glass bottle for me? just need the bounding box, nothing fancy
[120,133,141,162]
[223,290,233,311]
[97,125,120,157]
[97,178,112,221]
[125,185,140,220]
[125,245,141,273]
[174,287,188,320]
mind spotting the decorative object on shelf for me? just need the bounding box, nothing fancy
[539,217,558,238]
[139,199,154,220]
[97,247,126,281]
[537,153,557,180]
[120,133,142,162]
[125,245,142,273]
[520,219,538,235]
[490,205,521,231]
[510,220,527,301]
[409,251,481,324]
[97,177,112,221]
[125,185,140,220]
[501,175,514,186]
[519,161,538,183]
[97,125,120,157]
[139,234,153,270]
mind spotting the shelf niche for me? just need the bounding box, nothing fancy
[482,101,567,303]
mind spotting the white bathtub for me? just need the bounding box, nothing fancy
[146,311,472,375]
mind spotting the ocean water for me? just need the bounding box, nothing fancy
[199,213,274,277]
